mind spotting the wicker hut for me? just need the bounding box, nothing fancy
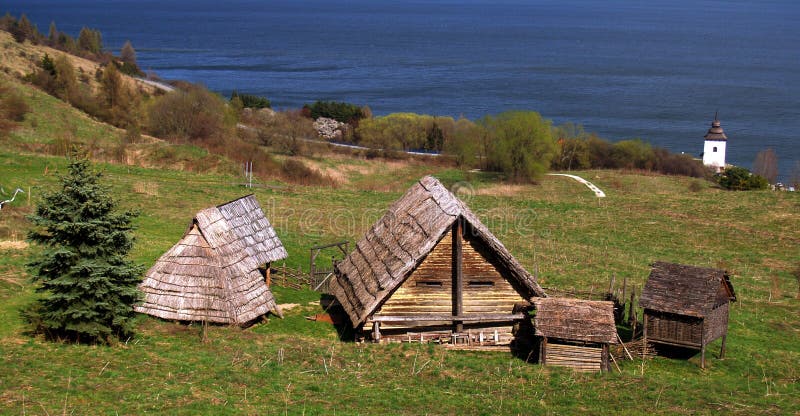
[640,261,736,368]
[533,298,618,372]
[136,195,287,326]
[329,176,546,345]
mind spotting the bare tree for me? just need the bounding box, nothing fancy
[752,148,778,184]
[120,40,137,66]
[790,161,800,190]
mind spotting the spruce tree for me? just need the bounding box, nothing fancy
[27,156,143,343]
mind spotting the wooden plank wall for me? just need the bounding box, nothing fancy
[462,235,526,315]
[645,310,702,347]
[545,343,603,372]
[704,303,729,344]
[374,224,525,337]
[378,232,453,323]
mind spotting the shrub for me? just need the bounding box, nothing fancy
[305,100,363,124]
[716,166,769,190]
[0,83,31,122]
[280,158,332,186]
[231,91,271,109]
[146,85,227,141]
[479,111,556,183]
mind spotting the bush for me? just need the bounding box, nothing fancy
[716,166,769,190]
[305,100,363,124]
[479,111,556,183]
[0,83,30,122]
[146,85,227,141]
[280,158,333,186]
[231,91,271,109]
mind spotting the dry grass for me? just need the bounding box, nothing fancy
[0,31,159,95]
[0,240,28,250]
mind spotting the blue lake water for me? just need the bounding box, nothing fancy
[5,0,799,180]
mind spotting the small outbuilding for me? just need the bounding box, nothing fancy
[533,298,618,372]
[329,176,546,345]
[136,195,287,326]
[639,261,736,368]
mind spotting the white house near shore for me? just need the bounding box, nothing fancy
[702,115,727,172]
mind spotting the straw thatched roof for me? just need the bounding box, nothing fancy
[329,176,546,327]
[639,261,736,318]
[136,195,287,326]
[533,298,618,344]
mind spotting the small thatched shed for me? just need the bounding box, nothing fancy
[533,298,618,372]
[136,195,287,326]
[329,176,546,345]
[640,261,736,368]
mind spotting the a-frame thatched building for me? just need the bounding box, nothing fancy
[532,298,618,372]
[640,261,736,368]
[136,195,287,326]
[329,176,546,345]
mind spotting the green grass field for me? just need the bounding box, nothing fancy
[1,74,799,415]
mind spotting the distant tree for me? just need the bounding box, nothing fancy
[120,40,137,66]
[0,12,15,31]
[790,161,800,190]
[446,117,482,168]
[717,166,769,190]
[77,27,103,54]
[611,139,655,170]
[552,122,590,171]
[261,109,315,155]
[360,105,373,119]
[147,85,227,140]
[306,100,363,124]
[52,55,79,102]
[230,91,271,109]
[752,148,779,184]
[0,81,31,137]
[26,155,144,344]
[357,113,429,150]
[479,111,557,182]
[47,21,59,46]
[98,64,139,127]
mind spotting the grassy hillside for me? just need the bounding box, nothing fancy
[1,52,799,415]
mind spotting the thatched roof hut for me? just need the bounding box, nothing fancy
[136,195,287,326]
[533,298,617,372]
[640,261,736,368]
[329,176,545,344]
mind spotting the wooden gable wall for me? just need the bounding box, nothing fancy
[378,229,453,318]
[376,222,526,324]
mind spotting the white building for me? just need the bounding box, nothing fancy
[702,115,727,172]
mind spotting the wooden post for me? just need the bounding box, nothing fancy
[642,313,648,359]
[265,262,272,286]
[602,343,610,372]
[452,218,464,333]
[719,334,727,359]
[700,321,705,369]
[540,337,548,365]
[372,321,381,343]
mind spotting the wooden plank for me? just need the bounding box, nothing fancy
[371,313,525,323]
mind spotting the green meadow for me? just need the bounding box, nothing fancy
[1,74,798,415]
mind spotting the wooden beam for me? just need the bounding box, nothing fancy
[540,337,548,365]
[452,217,464,333]
[719,334,727,359]
[265,262,271,287]
[370,313,526,323]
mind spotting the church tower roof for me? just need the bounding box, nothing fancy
[704,113,727,141]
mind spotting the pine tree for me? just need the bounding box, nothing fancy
[26,155,144,343]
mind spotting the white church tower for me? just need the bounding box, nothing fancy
[702,113,727,172]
